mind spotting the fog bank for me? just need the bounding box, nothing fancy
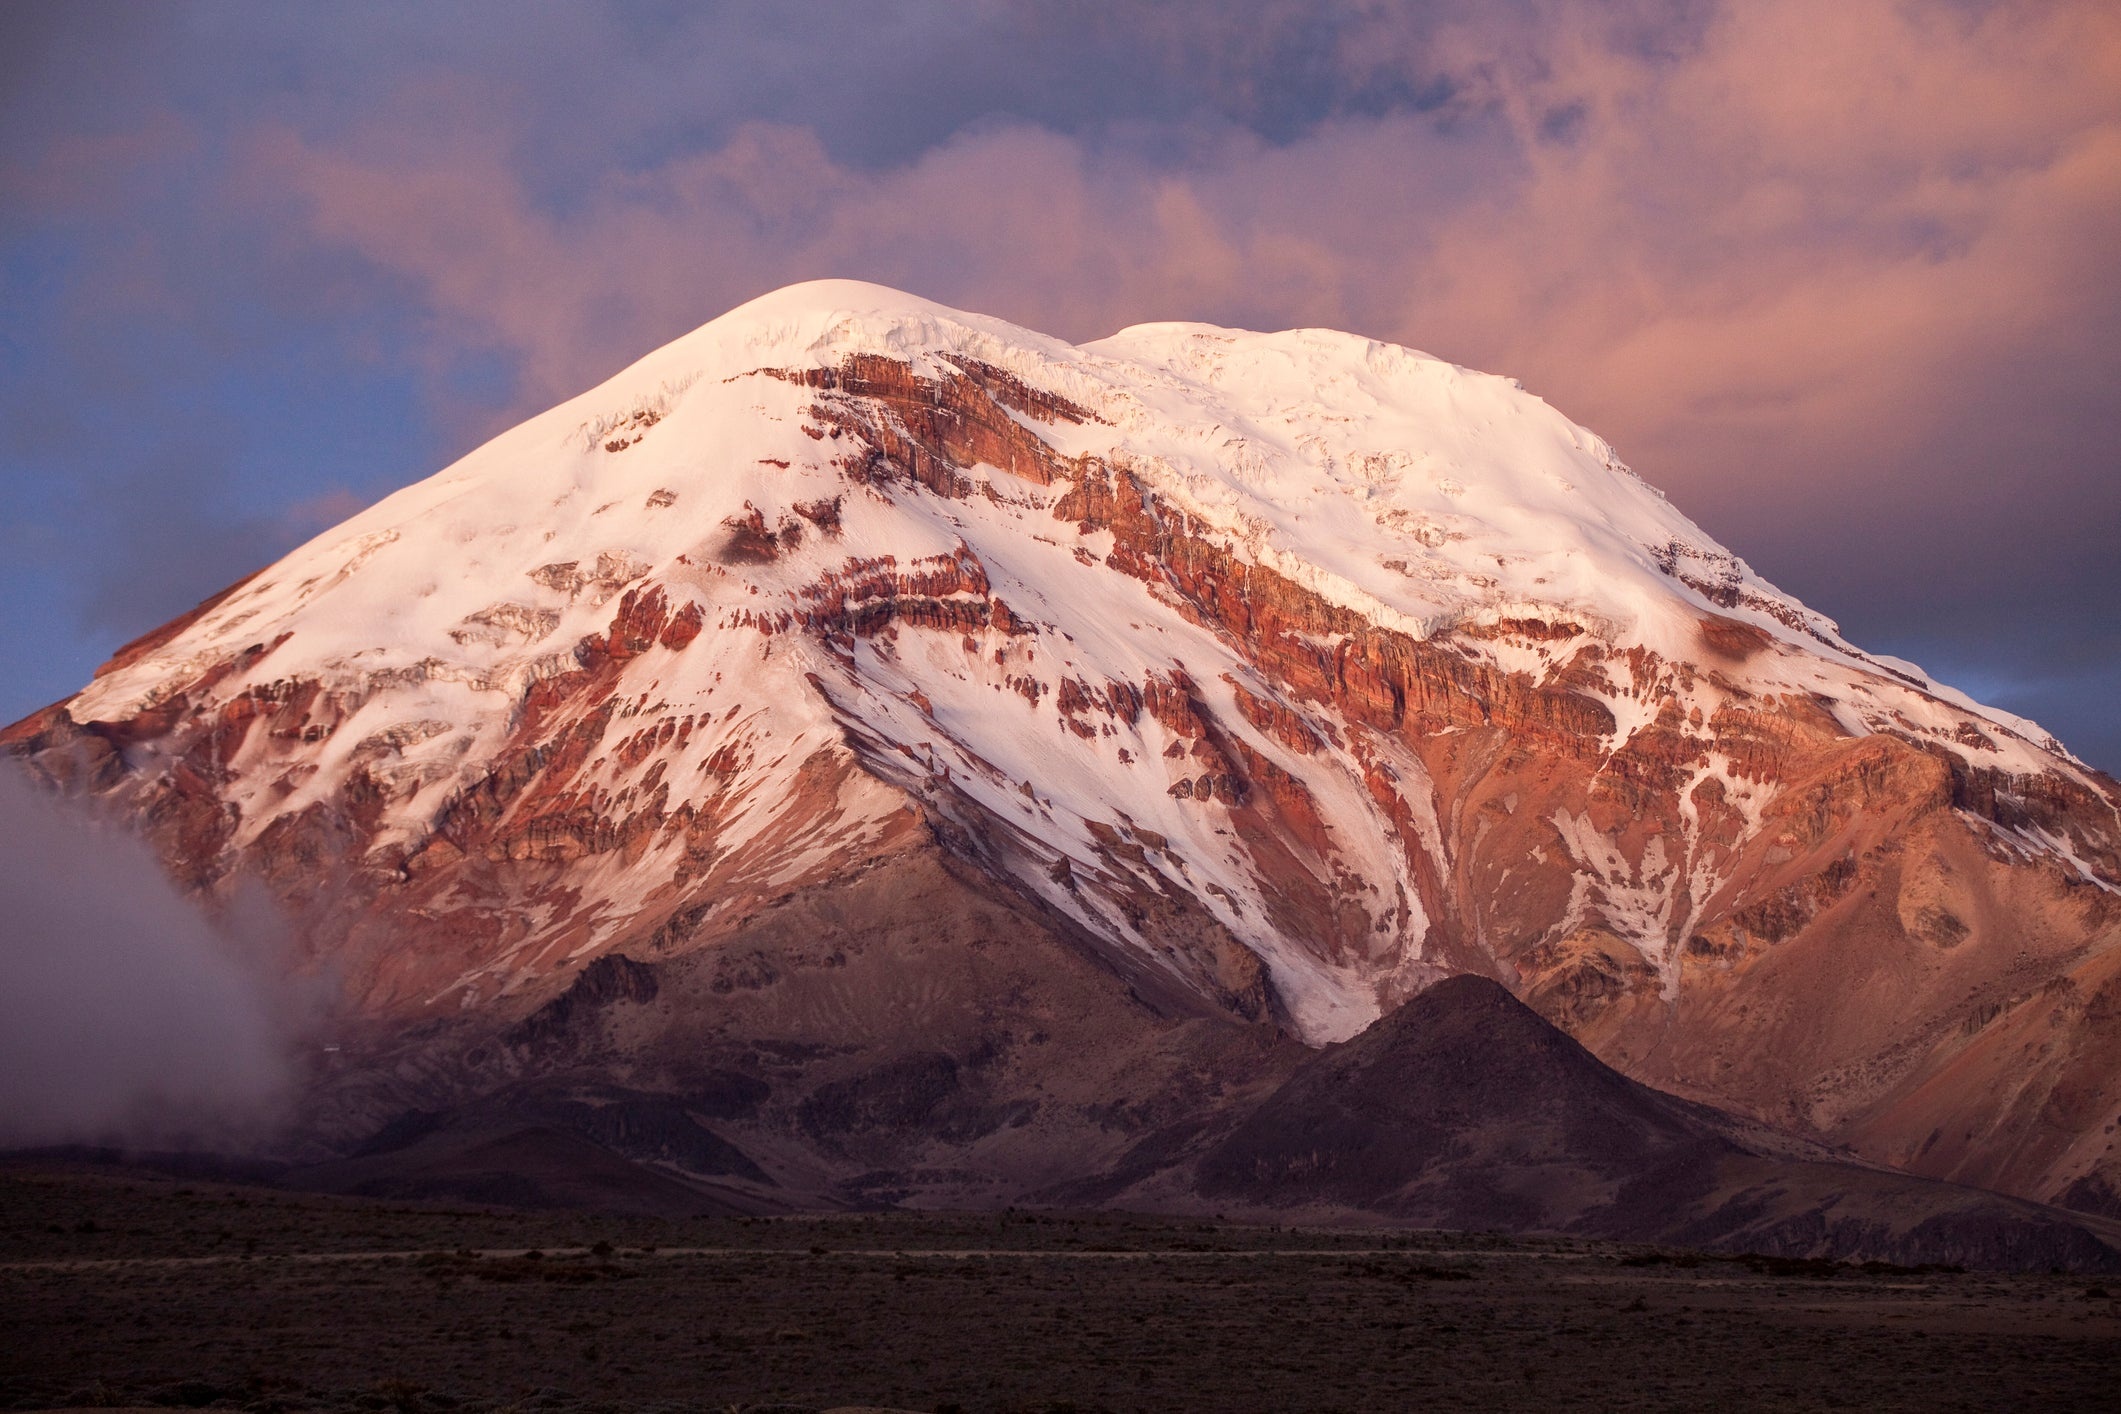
[0,765,291,1147]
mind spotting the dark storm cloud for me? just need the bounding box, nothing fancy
[1,0,2116,767]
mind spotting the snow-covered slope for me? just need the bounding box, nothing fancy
[12,280,2121,1208]
[72,281,2066,751]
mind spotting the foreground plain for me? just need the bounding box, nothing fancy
[4,1163,2120,1412]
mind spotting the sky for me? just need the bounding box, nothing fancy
[2,0,2117,770]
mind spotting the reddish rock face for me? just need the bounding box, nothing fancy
[7,283,2120,1215]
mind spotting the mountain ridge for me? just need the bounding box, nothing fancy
[8,278,2120,1219]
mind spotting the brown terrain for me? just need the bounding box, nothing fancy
[4,1162,2120,1414]
[1083,977,2121,1272]
[17,906,2120,1273]
[7,286,2121,1260]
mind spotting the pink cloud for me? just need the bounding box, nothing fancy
[232,0,2121,555]
[1393,1,2121,487]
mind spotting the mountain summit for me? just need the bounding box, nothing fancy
[10,280,2120,1218]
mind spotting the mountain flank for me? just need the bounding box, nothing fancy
[8,280,2121,1251]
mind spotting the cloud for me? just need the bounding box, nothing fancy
[237,3,2121,523]
[0,764,293,1148]
[2,0,2117,764]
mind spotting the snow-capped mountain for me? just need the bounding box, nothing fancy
[10,280,2120,1213]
